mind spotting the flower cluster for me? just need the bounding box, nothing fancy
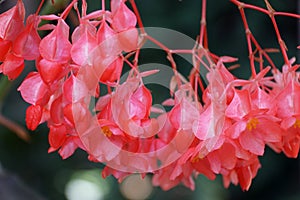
[0,0,299,191]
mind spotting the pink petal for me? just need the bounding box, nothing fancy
[2,52,24,80]
[226,89,251,119]
[218,142,237,170]
[97,20,116,44]
[48,124,67,151]
[226,121,247,139]
[281,117,296,130]
[117,28,138,52]
[0,0,25,41]
[237,164,253,191]
[39,19,72,62]
[63,75,89,103]
[37,58,65,84]
[25,104,42,130]
[71,24,98,66]
[95,94,112,112]
[50,95,63,124]
[239,131,265,155]
[251,88,272,110]
[13,15,41,60]
[207,153,221,173]
[0,39,11,61]
[129,85,152,119]
[193,103,224,140]
[58,136,80,159]
[111,2,137,32]
[254,118,282,143]
[100,57,123,83]
[18,72,49,105]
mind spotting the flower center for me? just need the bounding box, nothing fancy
[101,126,112,137]
[191,156,200,163]
[293,119,300,128]
[190,153,205,163]
[246,118,259,131]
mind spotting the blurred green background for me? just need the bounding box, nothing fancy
[0,0,299,199]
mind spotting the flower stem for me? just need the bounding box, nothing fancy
[199,0,207,48]
[0,114,30,142]
[0,76,30,142]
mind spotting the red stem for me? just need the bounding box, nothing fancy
[250,34,277,70]
[129,0,146,34]
[199,0,207,47]
[36,0,45,15]
[145,35,170,53]
[275,12,300,18]
[231,0,300,19]
[231,0,299,68]
[270,15,291,67]
[239,7,257,77]
[61,0,78,20]
[81,0,87,16]
[0,114,30,142]
[102,0,105,10]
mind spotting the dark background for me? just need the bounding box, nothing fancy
[0,0,299,199]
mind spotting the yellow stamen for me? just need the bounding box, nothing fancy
[293,119,300,128]
[101,126,112,137]
[191,156,200,163]
[190,153,205,163]
[246,118,259,131]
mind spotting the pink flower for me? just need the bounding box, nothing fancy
[278,116,300,158]
[222,154,261,191]
[152,161,195,191]
[169,85,201,131]
[110,75,160,138]
[193,63,234,153]
[110,0,138,51]
[0,1,43,80]
[0,0,25,41]
[71,21,98,66]
[39,19,71,63]
[13,14,41,60]
[226,88,282,155]
[270,79,300,158]
[206,142,237,174]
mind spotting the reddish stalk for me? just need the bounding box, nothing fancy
[144,35,170,53]
[249,35,277,70]
[170,49,194,54]
[231,0,300,68]
[133,49,140,68]
[192,51,211,72]
[259,50,263,71]
[231,0,300,19]
[269,15,291,67]
[81,0,87,16]
[0,114,30,142]
[36,0,45,15]
[231,0,269,15]
[197,75,205,94]
[129,0,146,34]
[61,0,78,20]
[102,0,105,10]
[239,6,257,77]
[198,0,207,47]
[275,12,300,18]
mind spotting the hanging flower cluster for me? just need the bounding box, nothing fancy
[0,0,299,191]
